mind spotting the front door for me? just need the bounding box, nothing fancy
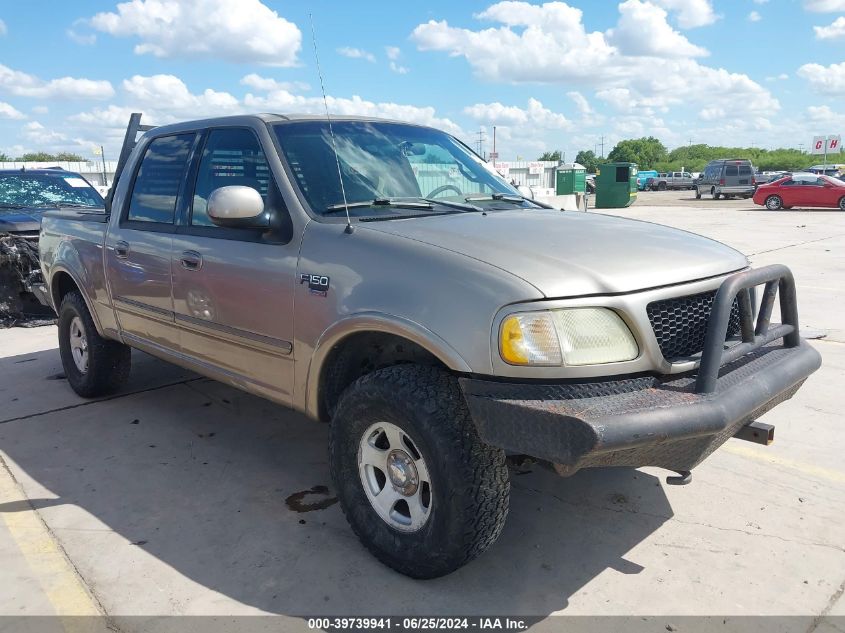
[170,127,297,404]
[105,133,196,350]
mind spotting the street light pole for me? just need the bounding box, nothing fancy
[100,145,107,186]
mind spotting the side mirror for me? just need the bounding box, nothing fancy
[207,186,268,229]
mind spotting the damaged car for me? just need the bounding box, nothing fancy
[0,168,104,323]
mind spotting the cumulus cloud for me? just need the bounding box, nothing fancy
[798,61,845,94]
[748,11,762,22]
[337,47,376,62]
[242,84,462,135]
[463,98,571,129]
[122,74,240,115]
[0,102,25,119]
[411,1,777,119]
[814,16,845,38]
[22,121,67,145]
[240,73,309,93]
[88,0,301,66]
[0,64,113,99]
[607,0,709,57]
[384,47,409,74]
[651,0,719,28]
[0,19,6,36]
[804,0,845,11]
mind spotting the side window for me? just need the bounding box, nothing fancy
[191,128,273,227]
[725,165,739,177]
[127,134,194,224]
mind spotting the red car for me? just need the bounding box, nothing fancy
[753,173,845,210]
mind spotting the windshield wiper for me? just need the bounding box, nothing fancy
[324,198,434,214]
[464,193,526,203]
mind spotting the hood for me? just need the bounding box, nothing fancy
[361,208,748,297]
[0,207,45,234]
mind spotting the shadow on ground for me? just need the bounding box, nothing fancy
[0,348,674,617]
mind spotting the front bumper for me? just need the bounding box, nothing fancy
[460,265,821,474]
[460,340,819,473]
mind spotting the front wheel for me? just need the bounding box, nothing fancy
[712,188,721,200]
[329,365,510,578]
[765,195,784,210]
[58,291,131,397]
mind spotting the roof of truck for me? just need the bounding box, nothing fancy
[145,113,431,137]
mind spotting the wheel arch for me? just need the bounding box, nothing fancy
[305,312,472,422]
[49,267,105,336]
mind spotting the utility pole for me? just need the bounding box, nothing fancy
[600,135,605,159]
[475,127,487,159]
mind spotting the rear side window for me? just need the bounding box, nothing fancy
[127,134,194,224]
[738,165,752,176]
[725,165,739,177]
[191,128,272,227]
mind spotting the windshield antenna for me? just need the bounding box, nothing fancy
[309,13,353,234]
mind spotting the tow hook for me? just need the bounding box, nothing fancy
[666,470,693,486]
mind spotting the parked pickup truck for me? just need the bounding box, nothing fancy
[650,171,695,191]
[40,113,821,578]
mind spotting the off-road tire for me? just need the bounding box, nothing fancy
[58,291,131,397]
[765,195,783,211]
[329,364,510,579]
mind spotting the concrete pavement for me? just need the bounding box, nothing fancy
[0,194,843,630]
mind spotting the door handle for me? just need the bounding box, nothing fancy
[180,250,203,271]
[115,240,130,259]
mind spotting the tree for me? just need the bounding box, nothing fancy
[0,152,10,162]
[55,152,85,161]
[574,149,602,173]
[537,150,561,162]
[607,137,668,169]
[17,152,56,162]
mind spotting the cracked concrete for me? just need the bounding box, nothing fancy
[0,192,843,627]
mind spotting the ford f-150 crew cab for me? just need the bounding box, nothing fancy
[40,113,821,578]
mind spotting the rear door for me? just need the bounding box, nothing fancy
[105,133,196,350]
[170,126,297,404]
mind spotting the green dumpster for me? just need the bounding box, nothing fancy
[595,162,638,208]
[555,162,586,195]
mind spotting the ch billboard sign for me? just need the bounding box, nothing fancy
[811,135,841,155]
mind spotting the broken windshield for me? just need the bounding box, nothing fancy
[273,120,529,216]
[0,173,104,209]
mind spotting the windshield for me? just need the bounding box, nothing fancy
[0,173,104,208]
[273,121,523,216]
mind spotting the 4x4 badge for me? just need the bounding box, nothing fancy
[300,273,330,296]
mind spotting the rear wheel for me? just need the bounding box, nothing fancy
[58,291,131,397]
[658,182,667,191]
[839,196,845,210]
[329,364,510,578]
[765,195,784,210]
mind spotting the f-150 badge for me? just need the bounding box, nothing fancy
[300,273,330,296]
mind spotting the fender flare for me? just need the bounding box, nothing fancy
[303,312,473,419]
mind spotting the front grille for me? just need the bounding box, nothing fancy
[647,291,741,360]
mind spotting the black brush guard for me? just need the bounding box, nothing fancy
[460,265,821,476]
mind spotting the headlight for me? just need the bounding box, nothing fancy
[499,308,638,367]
